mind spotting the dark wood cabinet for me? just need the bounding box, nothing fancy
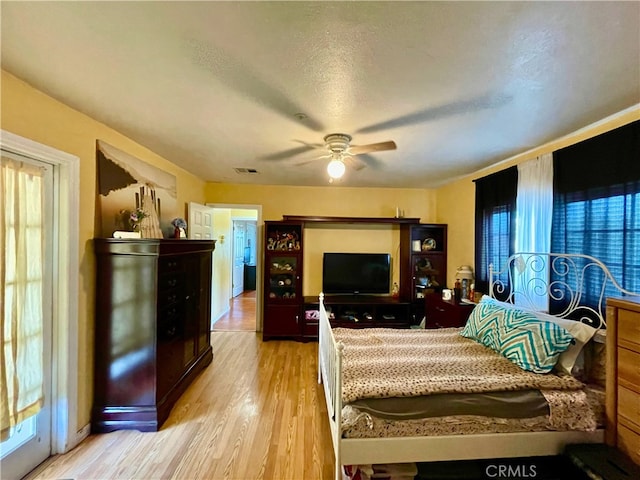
[264,305,301,337]
[262,221,303,340]
[303,295,412,339]
[92,238,215,432]
[244,264,257,290]
[424,293,475,328]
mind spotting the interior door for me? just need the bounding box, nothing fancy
[232,221,246,297]
[0,153,53,480]
[245,221,257,265]
[188,202,214,240]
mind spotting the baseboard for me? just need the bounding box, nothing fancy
[65,423,90,452]
[211,307,230,326]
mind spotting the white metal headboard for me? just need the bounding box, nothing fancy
[489,252,638,329]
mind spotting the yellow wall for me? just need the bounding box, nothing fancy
[206,183,436,222]
[303,223,401,296]
[1,70,208,429]
[206,184,438,295]
[437,106,640,289]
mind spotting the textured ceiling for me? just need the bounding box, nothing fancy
[2,1,639,188]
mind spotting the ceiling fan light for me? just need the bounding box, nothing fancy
[327,158,346,179]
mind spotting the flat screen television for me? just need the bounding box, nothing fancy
[322,252,391,295]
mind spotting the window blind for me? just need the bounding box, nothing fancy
[474,166,518,295]
[551,120,640,307]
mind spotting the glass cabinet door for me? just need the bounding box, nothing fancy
[412,255,444,300]
[266,254,301,302]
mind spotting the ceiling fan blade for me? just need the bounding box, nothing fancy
[343,156,367,171]
[348,141,397,155]
[358,153,384,169]
[356,93,512,134]
[189,39,325,132]
[294,159,318,167]
[293,139,324,149]
[294,152,331,167]
[260,144,317,161]
[346,153,385,171]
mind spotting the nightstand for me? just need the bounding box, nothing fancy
[424,293,475,328]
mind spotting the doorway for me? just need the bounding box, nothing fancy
[1,152,53,479]
[0,131,81,479]
[208,204,261,332]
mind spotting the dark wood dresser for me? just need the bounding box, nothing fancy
[92,238,215,432]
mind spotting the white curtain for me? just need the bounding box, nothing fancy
[514,153,553,310]
[1,156,44,440]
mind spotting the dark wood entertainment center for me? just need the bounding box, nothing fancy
[302,295,413,339]
[262,215,448,341]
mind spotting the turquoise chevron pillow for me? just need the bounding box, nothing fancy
[461,302,574,373]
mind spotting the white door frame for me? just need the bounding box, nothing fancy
[207,203,263,331]
[1,130,82,453]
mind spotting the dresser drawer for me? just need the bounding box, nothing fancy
[159,256,186,273]
[302,320,319,339]
[619,386,640,431]
[619,308,640,349]
[619,348,640,393]
[617,423,640,466]
[158,271,185,292]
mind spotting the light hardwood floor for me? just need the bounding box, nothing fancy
[25,332,335,480]
[213,291,257,332]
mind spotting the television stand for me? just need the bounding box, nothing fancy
[301,295,412,341]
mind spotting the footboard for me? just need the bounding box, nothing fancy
[317,293,344,480]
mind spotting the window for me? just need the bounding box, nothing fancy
[474,166,517,296]
[482,205,512,281]
[552,183,640,305]
[551,120,640,307]
[474,121,639,307]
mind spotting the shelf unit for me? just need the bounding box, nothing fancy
[262,221,304,340]
[400,223,448,322]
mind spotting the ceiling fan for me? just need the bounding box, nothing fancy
[298,133,397,180]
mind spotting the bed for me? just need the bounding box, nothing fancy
[317,252,638,480]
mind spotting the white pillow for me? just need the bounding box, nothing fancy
[479,296,597,375]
